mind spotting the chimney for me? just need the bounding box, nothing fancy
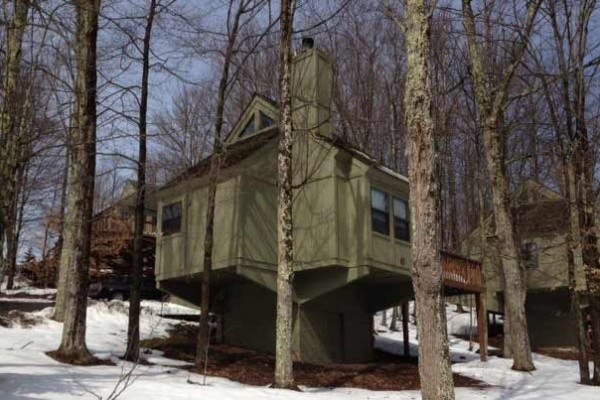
[291,37,333,137]
[301,37,314,50]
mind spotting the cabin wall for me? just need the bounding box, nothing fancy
[156,193,186,280]
[299,283,373,363]
[222,279,373,364]
[335,170,365,267]
[156,176,243,280]
[222,281,277,354]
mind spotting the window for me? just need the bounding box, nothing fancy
[259,111,274,129]
[393,197,410,241]
[371,188,389,235]
[240,118,255,138]
[521,242,539,269]
[162,201,182,235]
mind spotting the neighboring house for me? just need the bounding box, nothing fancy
[24,182,159,287]
[460,180,587,347]
[91,181,158,278]
[154,40,484,364]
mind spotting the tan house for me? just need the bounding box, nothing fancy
[154,40,485,363]
[460,180,587,347]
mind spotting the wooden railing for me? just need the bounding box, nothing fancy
[441,251,483,293]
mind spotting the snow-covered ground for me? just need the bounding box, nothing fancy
[0,300,598,400]
[1,277,57,297]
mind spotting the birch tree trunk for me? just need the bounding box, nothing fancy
[461,0,541,371]
[0,0,29,291]
[126,0,157,362]
[52,0,101,364]
[273,0,295,389]
[404,1,454,398]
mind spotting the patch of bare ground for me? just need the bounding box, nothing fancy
[534,347,582,361]
[142,323,487,391]
[452,334,504,357]
[46,350,115,366]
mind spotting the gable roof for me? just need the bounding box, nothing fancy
[161,127,278,190]
[461,179,567,246]
[159,94,408,193]
[511,179,563,205]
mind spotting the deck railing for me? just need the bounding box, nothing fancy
[441,251,483,293]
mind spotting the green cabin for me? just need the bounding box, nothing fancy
[154,41,487,363]
[154,42,416,364]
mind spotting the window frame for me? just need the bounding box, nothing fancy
[259,111,275,129]
[370,187,390,236]
[239,117,256,138]
[521,241,539,269]
[161,201,183,236]
[393,196,410,242]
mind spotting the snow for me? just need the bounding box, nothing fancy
[0,297,55,303]
[0,300,599,400]
[1,277,57,297]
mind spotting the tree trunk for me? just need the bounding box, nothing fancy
[5,184,20,290]
[273,0,295,389]
[402,302,410,356]
[195,0,245,369]
[0,0,29,292]
[126,0,157,362]
[572,3,600,379]
[565,161,591,383]
[54,142,71,320]
[542,0,599,382]
[461,0,541,372]
[390,306,398,331]
[404,1,455,399]
[573,119,600,384]
[482,119,533,371]
[51,0,100,364]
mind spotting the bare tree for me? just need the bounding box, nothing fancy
[195,0,267,370]
[273,0,295,389]
[126,0,158,362]
[461,0,542,371]
[0,0,30,291]
[529,0,598,382]
[50,0,101,364]
[151,85,214,182]
[403,0,455,398]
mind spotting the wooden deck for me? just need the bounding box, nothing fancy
[441,251,488,361]
[441,251,483,294]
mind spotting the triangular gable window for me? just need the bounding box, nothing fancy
[227,95,278,144]
[259,111,274,129]
[240,118,256,138]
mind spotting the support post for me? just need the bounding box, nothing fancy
[475,292,488,361]
[402,301,410,356]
